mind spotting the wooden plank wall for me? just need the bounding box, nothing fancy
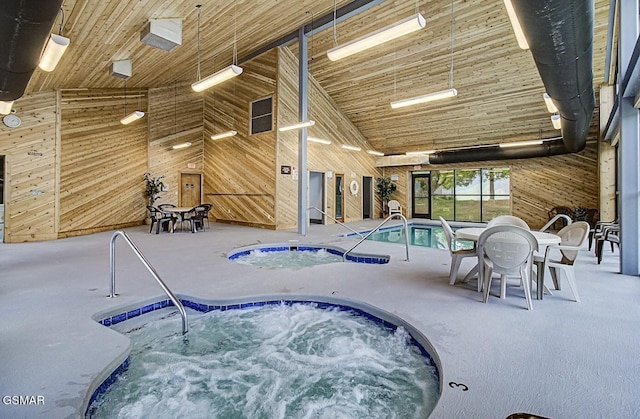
[58,89,148,236]
[202,50,278,228]
[277,47,382,229]
[382,143,599,229]
[148,83,204,206]
[0,91,58,242]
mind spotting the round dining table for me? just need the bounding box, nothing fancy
[454,227,561,300]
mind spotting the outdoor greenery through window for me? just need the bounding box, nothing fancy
[431,168,510,222]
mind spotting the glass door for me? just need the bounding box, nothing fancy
[412,172,431,218]
[335,174,344,222]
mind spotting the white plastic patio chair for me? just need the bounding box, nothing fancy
[487,215,530,230]
[533,221,589,302]
[439,217,478,288]
[477,225,538,310]
[388,200,402,216]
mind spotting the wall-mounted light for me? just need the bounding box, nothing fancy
[499,140,543,148]
[211,130,237,140]
[405,150,435,155]
[503,0,529,49]
[0,101,14,115]
[327,13,426,61]
[308,136,331,144]
[551,114,561,129]
[366,150,384,156]
[278,120,315,132]
[391,88,458,109]
[543,93,558,113]
[172,142,192,149]
[341,144,361,151]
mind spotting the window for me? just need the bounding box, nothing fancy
[250,97,272,134]
[431,167,510,222]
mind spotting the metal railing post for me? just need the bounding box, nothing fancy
[343,214,410,262]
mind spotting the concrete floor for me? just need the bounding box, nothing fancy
[0,220,638,419]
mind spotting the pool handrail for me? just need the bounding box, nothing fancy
[108,230,188,335]
[343,214,410,262]
[306,207,365,238]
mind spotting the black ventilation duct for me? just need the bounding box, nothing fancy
[0,0,64,102]
[429,0,595,164]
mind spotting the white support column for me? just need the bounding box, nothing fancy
[297,27,309,235]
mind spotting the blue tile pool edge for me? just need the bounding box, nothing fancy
[227,242,391,264]
[86,295,442,417]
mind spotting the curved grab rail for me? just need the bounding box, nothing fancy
[306,207,365,238]
[108,231,188,335]
[343,214,410,262]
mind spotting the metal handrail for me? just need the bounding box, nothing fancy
[306,207,365,238]
[108,231,188,335]
[343,214,410,262]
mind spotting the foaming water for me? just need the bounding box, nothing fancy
[235,248,343,268]
[91,304,439,418]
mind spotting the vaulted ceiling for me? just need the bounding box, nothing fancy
[23,0,610,156]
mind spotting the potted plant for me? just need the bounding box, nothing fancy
[144,172,165,207]
[376,176,397,217]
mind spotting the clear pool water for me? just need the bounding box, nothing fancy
[234,248,344,268]
[366,225,473,250]
[90,304,439,418]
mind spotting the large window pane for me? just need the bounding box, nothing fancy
[432,195,454,220]
[455,195,481,222]
[431,170,454,195]
[482,168,510,195]
[455,169,481,195]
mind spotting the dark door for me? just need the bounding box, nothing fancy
[362,176,373,219]
[309,171,324,224]
[335,174,344,222]
[412,172,431,219]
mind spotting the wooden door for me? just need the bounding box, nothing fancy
[180,173,201,208]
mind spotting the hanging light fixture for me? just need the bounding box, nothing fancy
[390,0,457,109]
[341,144,361,151]
[543,93,558,113]
[191,4,243,92]
[366,150,384,156]
[327,13,426,61]
[39,7,70,72]
[172,142,192,149]
[0,101,14,115]
[308,136,331,145]
[551,114,561,129]
[405,150,435,155]
[120,79,145,125]
[499,140,543,148]
[503,0,529,50]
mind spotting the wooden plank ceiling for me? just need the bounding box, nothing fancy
[25,0,610,157]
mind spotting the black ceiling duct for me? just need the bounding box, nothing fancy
[0,0,64,102]
[430,0,595,164]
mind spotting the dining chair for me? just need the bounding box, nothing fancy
[182,206,206,233]
[533,221,589,302]
[200,203,213,229]
[439,217,478,288]
[146,205,176,234]
[477,225,538,310]
[595,224,620,264]
[486,215,530,230]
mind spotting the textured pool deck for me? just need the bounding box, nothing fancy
[1,221,638,418]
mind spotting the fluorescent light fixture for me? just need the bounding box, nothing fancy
[308,136,331,145]
[405,150,435,155]
[543,93,558,113]
[341,144,361,151]
[278,120,315,132]
[327,13,426,61]
[0,101,14,115]
[499,140,543,148]
[211,130,237,140]
[120,111,145,125]
[503,0,529,49]
[391,88,458,109]
[366,150,384,156]
[551,114,561,129]
[38,34,70,72]
[172,142,192,149]
[191,65,243,92]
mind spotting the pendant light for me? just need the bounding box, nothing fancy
[390,0,457,109]
[120,79,145,125]
[191,4,243,92]
[39,7,70,72]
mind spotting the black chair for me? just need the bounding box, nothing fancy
[596,224,620,264]
[146,206,176,234]
[200,203,213,229]
[182,206,206,233]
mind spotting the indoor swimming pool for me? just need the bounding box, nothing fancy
[350,224,473,249]
[88,300,440,418]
